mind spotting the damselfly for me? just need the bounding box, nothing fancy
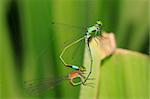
[59,20,103,85]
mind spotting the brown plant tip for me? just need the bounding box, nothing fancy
[115,48,129,54]
[90,32,116,60]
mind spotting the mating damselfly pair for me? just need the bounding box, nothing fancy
[24,20,103,95]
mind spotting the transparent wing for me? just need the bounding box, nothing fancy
[50,21,86,43]
[23,76,66,96]
[50,21,86,68]
[33,21,86,66]
[50,21,86,30]
[62,33,85,49]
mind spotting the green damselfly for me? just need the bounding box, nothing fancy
[59,20,103,84]
[23,20,102,95]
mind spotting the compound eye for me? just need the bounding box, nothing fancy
[97,20,102,26]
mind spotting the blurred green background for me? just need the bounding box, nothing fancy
[0,0,149,98]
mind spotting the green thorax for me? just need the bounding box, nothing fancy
[87,26,97,33]
[87,25,99,37]
[86,20,102,37]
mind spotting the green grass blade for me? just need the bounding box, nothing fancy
[79,33,149,99]
[0,0,21,98]
[100,49,149,99]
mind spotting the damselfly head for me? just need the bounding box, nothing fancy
[96,20,102,27]
[80,66,86,72]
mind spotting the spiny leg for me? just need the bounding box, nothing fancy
[69,76,94,87]
[94,31,100,46]
[59,36,85,69]
[93,37,99,46]
[70,77,82,86]
[80,76,95,88]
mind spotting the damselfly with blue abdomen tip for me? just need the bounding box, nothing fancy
[59,20,103,84]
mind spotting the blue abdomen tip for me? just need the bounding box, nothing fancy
[72,65,79,70]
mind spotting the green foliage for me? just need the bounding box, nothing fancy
[80,48,149,99]
[0,0,149,99]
